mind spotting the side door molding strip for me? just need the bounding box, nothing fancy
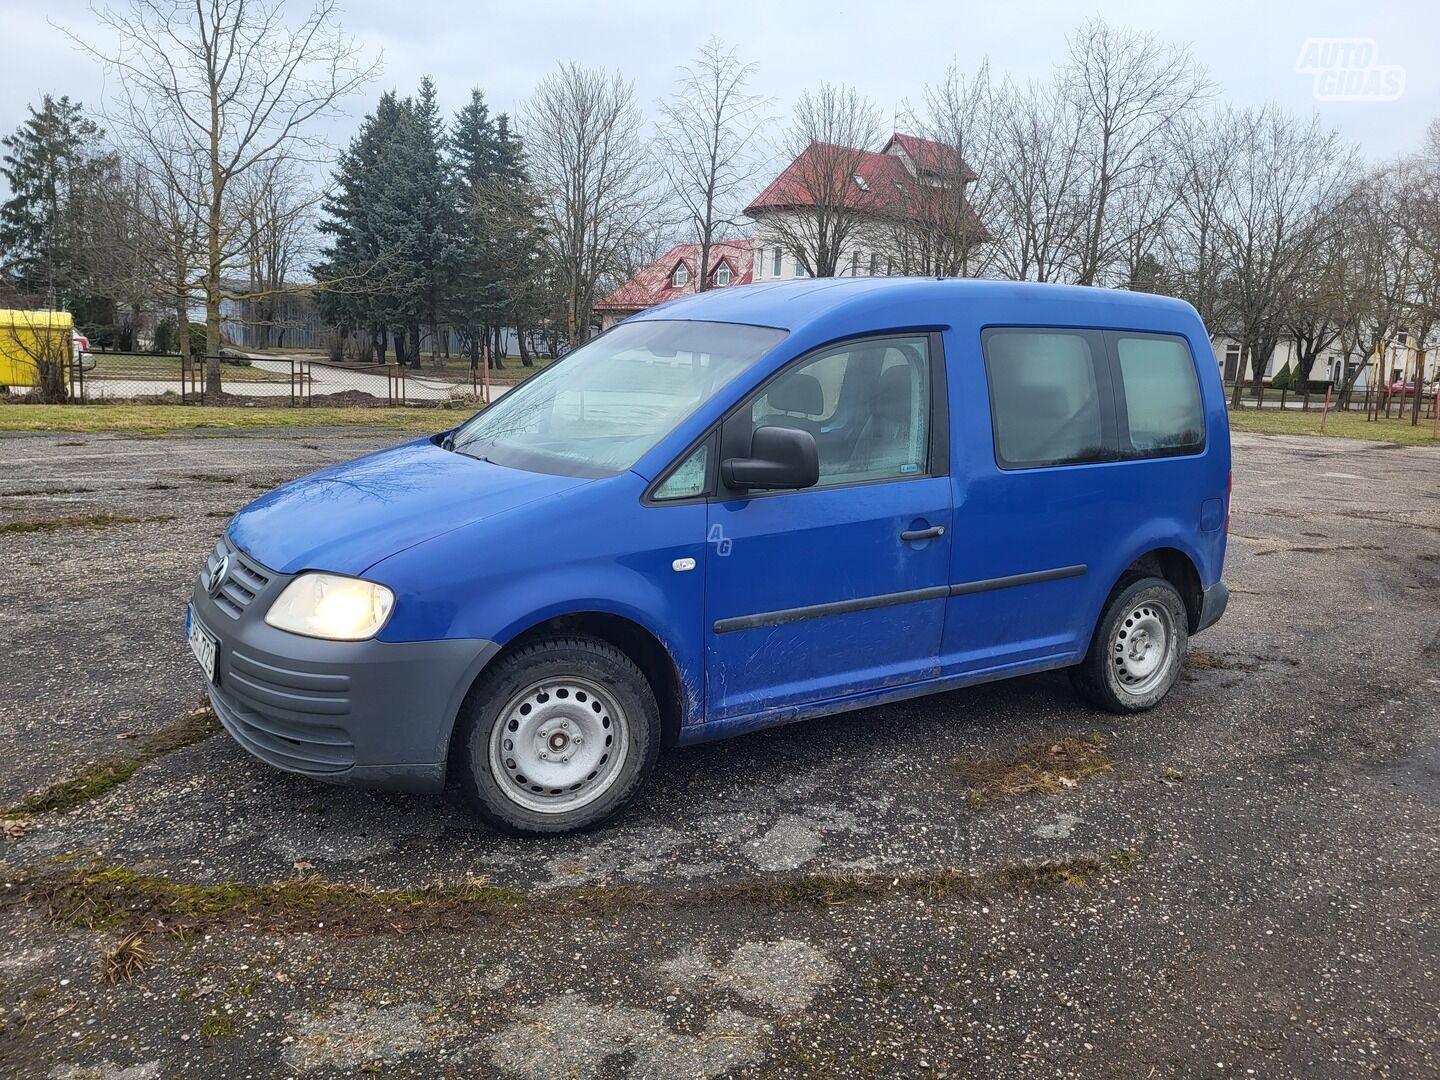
[712,564,1087,634]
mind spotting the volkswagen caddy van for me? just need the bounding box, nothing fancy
[188,279,1229,834]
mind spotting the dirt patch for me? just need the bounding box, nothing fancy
[0,512,174,535]
[1184,651,1261,673]
[1,705,219,819]
[951,735,1112,801]
[1185,650,1226,670]
[100,931,149,983]
[1253,542,1382,556]
[183,473,235,484]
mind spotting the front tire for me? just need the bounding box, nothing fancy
[455,636,661,835]
[1070,576,1188,714]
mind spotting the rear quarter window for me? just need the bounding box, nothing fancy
[1113,334,1205,456]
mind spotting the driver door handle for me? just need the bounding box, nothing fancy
[900,525,945,542]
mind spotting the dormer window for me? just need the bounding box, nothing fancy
[713,264,732,286]
[853,173,869,191]
[671,265,690,288]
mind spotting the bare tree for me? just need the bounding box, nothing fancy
[1281,216,1355,389]
[1394,120,1440,424]
[1062,18,1211,286]
[654,37,771,291]
[896,62,999,277]
[1165,112,1238,331]
[1210,106,1356,408]
[754,83,883,278]
[234,159,320,347]
[988,79,1087,282]
[69,0,378,392]
[525,63,652,346]
[79,136,208,365]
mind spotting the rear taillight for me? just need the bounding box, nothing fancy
[1225,470,1232,534]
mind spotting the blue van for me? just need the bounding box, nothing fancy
[187,279,1229,834]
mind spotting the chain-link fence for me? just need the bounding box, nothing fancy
[65,353,499,408]
[1223,381,1438,418]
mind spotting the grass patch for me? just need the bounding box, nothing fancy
[200,1013,235,1038]
[999,850,1141,890]
[952,734,1112,801]
[1,705,220,820]
[0,512,173,535]
[38,865,529,934]
[10,852,1142,941]
[2,485,93,496]
[1228,408,1438,445]
[0,404,462,435]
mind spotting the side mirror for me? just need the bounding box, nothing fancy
[721,426,820,491]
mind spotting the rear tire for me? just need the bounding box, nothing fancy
[1070,576,1188,715]
[455,635,661,835]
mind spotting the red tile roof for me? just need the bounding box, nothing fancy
[744,133,980,223]
[596,239,755,314]
[882,132,976,182]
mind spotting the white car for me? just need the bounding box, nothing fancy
[72,330,95,371]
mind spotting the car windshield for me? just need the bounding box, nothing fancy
[449,320,785,476]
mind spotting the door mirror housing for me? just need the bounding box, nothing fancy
[721,426,820,491]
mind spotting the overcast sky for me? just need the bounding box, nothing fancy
[3,0,1435,173]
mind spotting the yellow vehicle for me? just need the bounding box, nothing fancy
[0,308,75,393]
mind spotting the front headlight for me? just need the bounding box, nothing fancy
[264,573,394,641]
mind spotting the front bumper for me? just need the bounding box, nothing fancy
[1195,581,1228,634]
[189,537,498,792]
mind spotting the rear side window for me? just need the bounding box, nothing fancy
[1113,334,1205,456]
[982,329,1106,468]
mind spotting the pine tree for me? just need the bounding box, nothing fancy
[448,89,506,367]
[488,114,546,367]
[0,95,104,303]
[316,79,461,369]
[315,91,407,362]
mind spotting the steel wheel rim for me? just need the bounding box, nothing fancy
[1111,601,1175,696]
[488,675,629,814]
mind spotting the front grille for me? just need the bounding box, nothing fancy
[202,536,274,619]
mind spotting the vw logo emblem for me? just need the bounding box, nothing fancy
[208,554,231,597]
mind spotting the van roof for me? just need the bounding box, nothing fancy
[627,276,1197,334]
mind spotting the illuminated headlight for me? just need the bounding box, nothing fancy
[264,573,394,641]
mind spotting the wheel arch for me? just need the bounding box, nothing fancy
[1111,546,1204,633]
[446,609,689,774]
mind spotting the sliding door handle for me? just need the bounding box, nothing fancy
[900,525,945,542]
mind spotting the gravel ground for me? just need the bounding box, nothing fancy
[0,426,1436,1079]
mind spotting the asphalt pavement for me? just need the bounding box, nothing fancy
[0,426,1435,1078]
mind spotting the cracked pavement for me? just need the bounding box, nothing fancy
[0,425,1436,1078]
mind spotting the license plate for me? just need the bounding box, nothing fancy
[187,605,218,683]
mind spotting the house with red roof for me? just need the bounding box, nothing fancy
[747,132,987,282]
[592,133,986,328]
[594,239,754,330]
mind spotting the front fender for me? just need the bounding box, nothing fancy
[367,475,707,730]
